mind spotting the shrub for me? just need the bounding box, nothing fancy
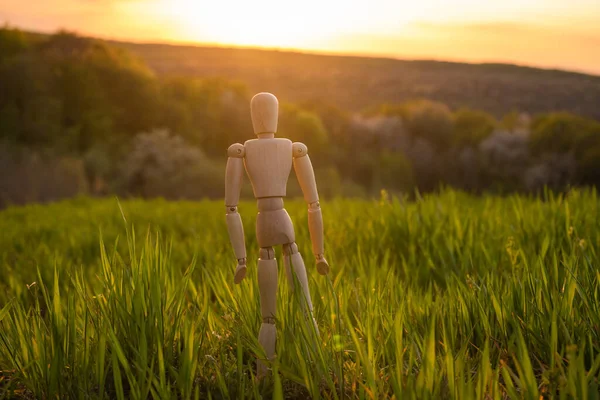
[529,112,600,156]
[119,129,223,199]
[0,142,87,207]
[523,152,577,192]
[478,130,530,191]
[404,100,454,150]
[279,104,329,160]
[453,109,496,147]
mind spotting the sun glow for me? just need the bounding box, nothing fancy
[120,0,425,49]
[102,0,600,74]
[177,0,323,47]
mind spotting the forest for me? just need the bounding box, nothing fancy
[2,27,600,207]
[117,41,600,120]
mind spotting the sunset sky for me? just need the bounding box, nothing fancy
[1,0,599,74]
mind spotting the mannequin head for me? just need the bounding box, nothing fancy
[251,92,278,136]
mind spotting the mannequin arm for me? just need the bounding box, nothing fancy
[225,143,247,283]
[292,142,329,275]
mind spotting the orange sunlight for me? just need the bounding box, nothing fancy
[117,0,424,49]
[1,0,599,73]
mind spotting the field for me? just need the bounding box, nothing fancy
[0,190,599,399]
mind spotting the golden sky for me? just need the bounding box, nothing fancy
[1,0,599,74]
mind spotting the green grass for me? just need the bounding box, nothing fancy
[0,189,599,398]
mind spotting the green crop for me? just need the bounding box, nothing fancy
[0,189,599,399]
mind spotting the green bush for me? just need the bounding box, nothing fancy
[0,142,88,207]
[118,129,223,199]
[453,109,497,147]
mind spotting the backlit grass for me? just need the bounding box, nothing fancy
[0,189,599,398]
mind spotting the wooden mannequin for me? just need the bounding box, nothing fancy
[225,92,329,377]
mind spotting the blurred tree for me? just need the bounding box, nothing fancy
[83,145,112,195]
[524,152,576,192]
[119,129,223,199]
[347,115,408,151]
[529,112,600,155]
[402,100,454,150]
[0,142,88,207]
[160,77,252,154]
[196,78,251,152]
[300,100,350,145]
[43,32,162,142]
[0,52,62,146]
[479,130,530,192]
[373,150,414,193]
[578,146,600,186]
[0,30,163,152]
[314,167,343,198]
[157,77,196,139]
[279,103,329,160]
[453,109,496,147]
[0,26,30,63]
[449,147,481,191]
[404,138,445,192]
[529,112,600,186]
[501,111,520,131]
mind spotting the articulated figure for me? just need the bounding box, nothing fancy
[225,92,329,376]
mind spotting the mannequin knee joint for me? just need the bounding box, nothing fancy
[259,247,275,260]
[283,242,299,256]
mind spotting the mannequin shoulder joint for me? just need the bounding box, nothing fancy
[292,142,308,158]
[227,143,245,158]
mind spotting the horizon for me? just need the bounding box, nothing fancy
[9,24,600,78]
[118,36,600,78]
[1,0,599,75]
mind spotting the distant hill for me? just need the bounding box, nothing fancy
[114,41,600,120]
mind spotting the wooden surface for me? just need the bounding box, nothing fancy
[308,206,324,256]
[250,92,279,134]
[244,138,292,198]
[224,153,244,206]
[225,212,246,259]
[292,151,319,204]
[256,208,295,248]
[257,252,278,376]
[224,144,247,279]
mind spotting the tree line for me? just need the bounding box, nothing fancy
[119,40,600,120]
[1,27,599,206]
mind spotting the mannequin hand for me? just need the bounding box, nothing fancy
[234,259,247,284]
[316,254,329,275]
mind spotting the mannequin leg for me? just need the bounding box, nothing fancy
[283,243,319,335]
[257,247,278,378]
